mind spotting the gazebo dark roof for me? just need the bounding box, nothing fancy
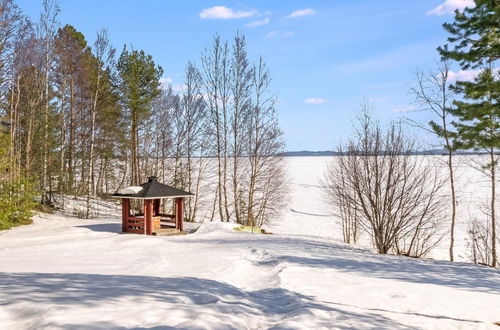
[112,176,193,199]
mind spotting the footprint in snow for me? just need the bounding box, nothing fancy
[246,247,278,266]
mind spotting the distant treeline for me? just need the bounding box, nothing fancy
[283,150,498,157]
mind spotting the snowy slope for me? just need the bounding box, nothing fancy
[1,211,499,329]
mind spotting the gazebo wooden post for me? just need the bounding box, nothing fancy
[175,197,184,232]
[144,199,153,235]
[121,198,130,233]
[153,199,161,216]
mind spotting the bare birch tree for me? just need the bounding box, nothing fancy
[1,0,31,179]
[199,35,287,226]
[84,28,115,218]
[409,60,458,261]
[150,86,175,183]
[244,57,287,228]
[38,0,59,204]
[201,35,230,221]
[178,63,209,221]
[229,34,252,224]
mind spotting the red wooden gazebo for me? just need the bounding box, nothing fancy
[112,176,193,235]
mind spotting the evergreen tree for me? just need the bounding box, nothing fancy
[438,0,499,267]
[54,24,90,193]
[0,130,37,230]
[117,46,163,185]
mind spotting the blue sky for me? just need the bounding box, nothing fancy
[18,0,473,151]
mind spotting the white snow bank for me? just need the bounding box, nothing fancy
[117,186,143,195]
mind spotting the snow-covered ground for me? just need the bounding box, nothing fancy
[0,156,499,329]
[1,213,500,329]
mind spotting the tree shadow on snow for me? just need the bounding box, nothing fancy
[78,223,122,233]
[184,236,500,295]
[271,254,500,295]
[0,272,413,329]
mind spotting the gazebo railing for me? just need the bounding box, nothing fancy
[126,216,146,234]
[158,213,176,226]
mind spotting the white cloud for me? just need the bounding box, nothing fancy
[159,77,185,92]
[332,41,437,75]
[171,84,186,92]
[159,77,173,90]
[447,68,500,83]
[199,6,255,19]
[159,77,172,86]
[362,82,404,90]
[427,0,474,16]
[265,31,278,39]
[245,17,270,27]
[447,69,480,82]
[265,30,294,39]
[286,8,315,19]
[392,105,416,113]
[276,97,286,107]
[368,97,387,103]
[305,98,327,104]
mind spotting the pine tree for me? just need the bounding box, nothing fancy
[117,46,163,185]
[54,24,90,193]
[438,0,499,267]
[0,130,37,230]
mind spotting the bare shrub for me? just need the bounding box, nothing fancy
[323,105,447,256]
[466,205,498,266]
[323,161,360,244]
[467,217,492,265]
